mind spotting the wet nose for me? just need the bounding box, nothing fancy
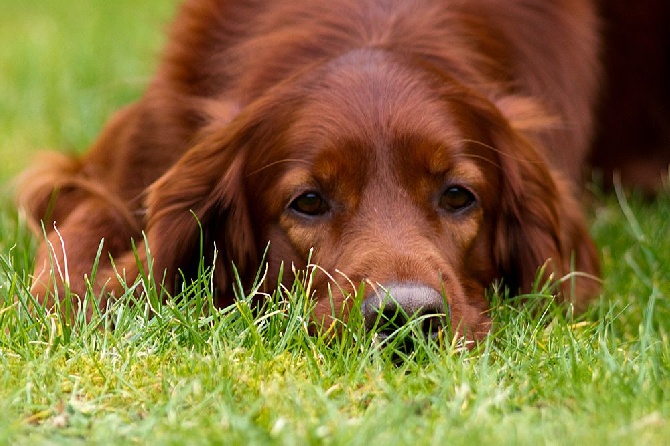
[361,283,449,341]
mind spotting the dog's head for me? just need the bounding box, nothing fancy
[146,49,600,340]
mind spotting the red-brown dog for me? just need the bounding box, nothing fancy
[18,0,666,340]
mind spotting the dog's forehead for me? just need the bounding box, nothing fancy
[255,50,502,200]
[279,111,489,204]
[302,51,456,140]
[287,75,483,179]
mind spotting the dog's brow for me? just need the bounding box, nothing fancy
[460,152,502,171]
[247,158,313,177]
[458,138,533,168]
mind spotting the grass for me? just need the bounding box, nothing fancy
[1,1,669,444]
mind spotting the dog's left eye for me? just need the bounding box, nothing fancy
[439,186,476,212]
[290,192,330,216]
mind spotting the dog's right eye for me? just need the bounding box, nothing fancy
[439,185,476,213]
[290,192,330,216]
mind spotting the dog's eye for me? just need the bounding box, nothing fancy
[439,186,476,212]
[290,192,330,216]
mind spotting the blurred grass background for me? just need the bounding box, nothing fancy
[0,0,177,180]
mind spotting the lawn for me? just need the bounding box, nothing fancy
[1,1,669,444]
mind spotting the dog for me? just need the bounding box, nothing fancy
[20,0,664,341]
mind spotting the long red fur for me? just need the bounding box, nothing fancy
[17,0,665,337]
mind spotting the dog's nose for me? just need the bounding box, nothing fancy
[361,283,449,341]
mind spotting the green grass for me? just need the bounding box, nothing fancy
[1,1,669,444]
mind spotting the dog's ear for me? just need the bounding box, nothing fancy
[145,126,253,301]
[144,93,293,301]
[491,116,601,309]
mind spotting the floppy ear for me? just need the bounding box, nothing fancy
[492,129,601,309]
[144,110,264,302]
